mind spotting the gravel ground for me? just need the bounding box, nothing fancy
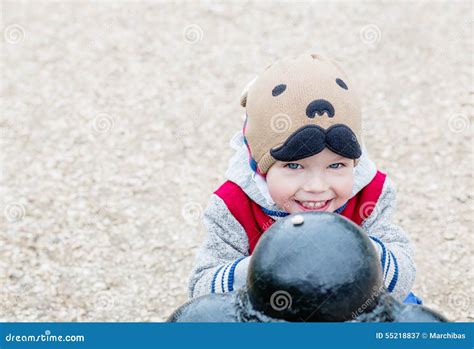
[1,1,472,322]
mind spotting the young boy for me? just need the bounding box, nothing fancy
[188,53,420,305]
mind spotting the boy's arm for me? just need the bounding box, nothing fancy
[362,176,416,302]
[187,194,251,299]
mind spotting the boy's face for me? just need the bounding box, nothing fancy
[266,147,354,213]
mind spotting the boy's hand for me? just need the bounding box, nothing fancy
[233,256,251,290]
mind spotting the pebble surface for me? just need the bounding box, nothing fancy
[1,2,472,322]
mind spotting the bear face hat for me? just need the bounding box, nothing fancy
[240,53,362,176]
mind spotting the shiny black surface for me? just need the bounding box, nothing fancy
[167,292,239,322]
[247,212,383,321]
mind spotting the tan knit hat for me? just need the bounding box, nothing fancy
[240,53,362,176]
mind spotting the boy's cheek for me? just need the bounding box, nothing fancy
[267,185,289,207]
[344,178,355,198]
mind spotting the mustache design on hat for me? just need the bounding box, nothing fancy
[270,124,362,162]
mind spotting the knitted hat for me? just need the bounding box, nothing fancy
[240,53,362,176]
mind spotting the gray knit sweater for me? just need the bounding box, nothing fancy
[188,131,416,303]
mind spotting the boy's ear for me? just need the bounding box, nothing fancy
[240,76,257,108]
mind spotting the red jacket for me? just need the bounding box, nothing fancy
[215,170,387,254]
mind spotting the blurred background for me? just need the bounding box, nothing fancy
[1,1,472,321]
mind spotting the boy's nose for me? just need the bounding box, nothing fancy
[302,175,329,194]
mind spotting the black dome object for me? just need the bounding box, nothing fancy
[247,212,383,322]
[167,293,239,322]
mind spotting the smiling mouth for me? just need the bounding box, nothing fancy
[295,199,332,211]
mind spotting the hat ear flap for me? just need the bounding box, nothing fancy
[240,76,257,108]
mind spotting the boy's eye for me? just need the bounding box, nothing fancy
[285,163,302,170]
[329,163,345,169]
